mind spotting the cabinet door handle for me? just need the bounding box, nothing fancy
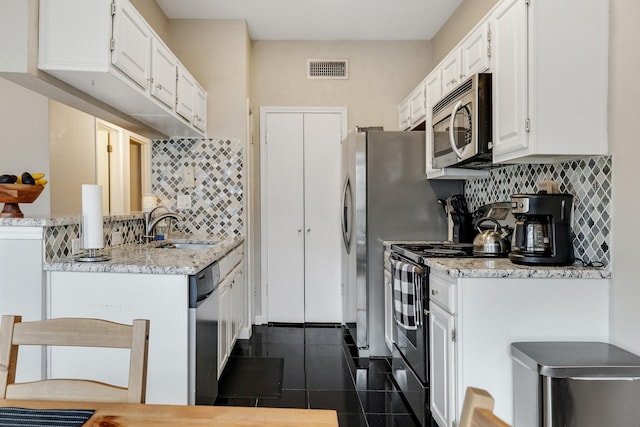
[431,289,440,296]
[156,84,163,90]
[298,229,302,233]
[307,228,311,233]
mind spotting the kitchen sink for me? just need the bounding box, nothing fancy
[158,242,217,250]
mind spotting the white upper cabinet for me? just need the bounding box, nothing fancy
[176,63,207,134]
[194,84,208,133]
[38,0,206,137]
[398,98,411,130]
[111,0,151,91]
[441,51,462,96]
[491,0,609,163]
[176,64,196,121]
[491,0,528,159]
[150,38,177,109]
[425,69,442,108]
[441,19,491,97]
[461,21,491,78]
[409,81,427,126]
[398,78,427,131]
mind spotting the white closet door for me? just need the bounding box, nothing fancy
[265,113,305,322]
[303,113,343,323]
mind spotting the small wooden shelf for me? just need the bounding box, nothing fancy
[0,184,45,218]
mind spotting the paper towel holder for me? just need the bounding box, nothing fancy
[73,248,111,262]
[73,213,111,262]
[73,184,111,262]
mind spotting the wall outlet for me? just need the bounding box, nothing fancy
[183,166,195,188]
[177,194,192,209]
[111,231,123,246]
[71,238,80,255]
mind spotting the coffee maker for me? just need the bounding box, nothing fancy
[509,193,575,266]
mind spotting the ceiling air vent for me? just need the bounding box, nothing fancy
[307,59,349,80]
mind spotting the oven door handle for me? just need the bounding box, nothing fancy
[390,254,425,275]
[448,99,468,160]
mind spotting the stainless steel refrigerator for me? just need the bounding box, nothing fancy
[341,127,463,357]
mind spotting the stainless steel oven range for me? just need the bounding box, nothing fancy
[389,242,476,427]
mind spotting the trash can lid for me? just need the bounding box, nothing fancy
[511,342,640,378]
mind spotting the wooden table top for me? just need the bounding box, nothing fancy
[0,399,339,426]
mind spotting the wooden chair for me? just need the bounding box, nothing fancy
[0,315,149,403]
[459,387,511,427]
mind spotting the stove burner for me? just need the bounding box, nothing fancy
[391,241,485,264]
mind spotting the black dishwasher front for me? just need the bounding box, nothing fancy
[188,262,220,405]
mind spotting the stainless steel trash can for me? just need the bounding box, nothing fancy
[511,342,640,427]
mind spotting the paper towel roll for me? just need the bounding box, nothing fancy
[81,184,104,249]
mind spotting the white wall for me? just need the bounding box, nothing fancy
[167,19,251,142]
[609,0,640,353]
[430,0,498,65]
[129,0,169,42]
[48,100,97,217]
[0,0,32,72]
[250,40,432,316]
[252,40,432,132]
[0,77,50,217]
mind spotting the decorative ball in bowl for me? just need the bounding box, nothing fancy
[0,184,45,218]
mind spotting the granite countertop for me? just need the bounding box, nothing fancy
[425,257,610,279]
[383,240,611,279]
[43,235,244,275]
[0,213,142,227]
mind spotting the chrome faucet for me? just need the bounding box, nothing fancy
[143,205,185,242]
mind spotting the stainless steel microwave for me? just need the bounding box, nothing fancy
[431,73,493,169]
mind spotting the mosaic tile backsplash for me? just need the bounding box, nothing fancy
[45,216,144,261]
[464,155,611,266]
[151,138,244,238]
[44,138,243,261]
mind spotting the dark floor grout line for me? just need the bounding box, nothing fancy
[220,325,420,426]
[338,338,370,427]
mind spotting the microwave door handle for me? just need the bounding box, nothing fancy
[448,100,468,159]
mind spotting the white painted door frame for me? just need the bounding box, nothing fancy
[257,106,347,325]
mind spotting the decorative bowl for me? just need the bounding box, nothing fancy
[0,184,45,218]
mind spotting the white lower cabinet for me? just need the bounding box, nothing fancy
[216,243,245,375]
[218,260,244,376]
[427,269,609,426]
[218,272,232,376]
[47,271,190,405]
[429,301,456,427]
[0,227,46,383]
[45,244,246,404]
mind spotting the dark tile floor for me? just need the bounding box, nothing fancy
[216,324,423,427]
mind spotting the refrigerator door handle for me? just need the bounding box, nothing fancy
[341,175,353,253]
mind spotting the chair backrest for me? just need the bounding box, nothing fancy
[0,315,149,403]
[459,387,511,427]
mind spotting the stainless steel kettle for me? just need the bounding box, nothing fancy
[473,217,510,256]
